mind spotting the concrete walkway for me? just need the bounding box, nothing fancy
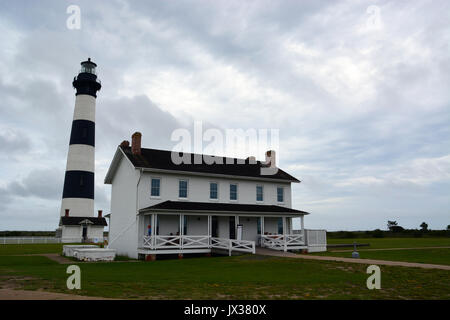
[331,246,450,253]
[255,247,450,270]
[17,253,73,264]
[0,289,109,300]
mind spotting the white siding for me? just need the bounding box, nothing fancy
[264,217,280,234]
[239,217,259,242]
[138,172,292,209]
[87,226,104,240]
[108,157,140,258]
[217,216,230,238]
[186,215,208,235]
[158,215,179,235]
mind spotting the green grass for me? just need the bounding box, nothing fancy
[327,237,450,249]
[314,248,450,266]
[0,244,449,299]
[0,243,69,256]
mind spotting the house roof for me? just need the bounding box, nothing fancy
[139,200,309,215]
[107,145,299,183]
[59,216,107,226]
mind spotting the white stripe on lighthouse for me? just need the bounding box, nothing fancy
[60,198,95,217]
[72,94,96,122]
[65,144,95,172]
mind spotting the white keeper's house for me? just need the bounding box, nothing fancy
[104,132,326,260]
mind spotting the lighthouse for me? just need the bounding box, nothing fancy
[58,59,106,243]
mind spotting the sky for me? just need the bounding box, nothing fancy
[0,0,449,232]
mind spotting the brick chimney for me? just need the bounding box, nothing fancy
[120,140,130,148]
[98,210,102,218]
[65,209,69,217]
[265,150,276,167]
[131,132,142,155]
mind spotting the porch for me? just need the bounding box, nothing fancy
[138,209,307,256]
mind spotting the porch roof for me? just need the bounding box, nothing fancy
[139,200,309,216]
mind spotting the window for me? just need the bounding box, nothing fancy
[277,187,284,203]
[151,178,160,197]
[179,180,188,198]
[256,185,264,202]
[230,184,238,200]
[210,182,218,200]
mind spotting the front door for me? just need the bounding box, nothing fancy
[229,216,236,239]
[82,226,88,242]
[211,216,218,237]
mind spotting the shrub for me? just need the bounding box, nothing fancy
[372,229,384,238]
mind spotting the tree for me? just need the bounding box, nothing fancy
[387,220,398,231]
[447,225,450,231]
[420,222,428,232]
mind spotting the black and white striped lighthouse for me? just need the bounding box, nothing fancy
[60,58,101,218]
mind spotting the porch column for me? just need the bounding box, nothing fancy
[282,217,287,252]
[179,214,184,250]
[260,216,265,247]
[300,215,305,243]
[179,214,184,236]
[151,214,156,248]
[207,215,211,247]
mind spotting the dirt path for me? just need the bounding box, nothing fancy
[330,246,450,253]
[255,247,450,270]
[16,253,73,264]
[0,288,110,300]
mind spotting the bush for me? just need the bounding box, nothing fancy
[372,229,384,238]
[413,231,423,238]
[390,226,405,233]
[343,231,356,239]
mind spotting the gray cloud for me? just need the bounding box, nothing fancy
[0,0,449,230]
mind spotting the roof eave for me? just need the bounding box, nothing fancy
[136,167,299,183]
[138,206,309,216]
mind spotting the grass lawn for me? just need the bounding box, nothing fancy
[0,243,68,255]
[314,248,450,266]
[327,237,450,249]
[0,244,449,299]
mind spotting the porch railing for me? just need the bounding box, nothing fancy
[260,234,305,251]
[210,237,256,255]
[142,235,255,255]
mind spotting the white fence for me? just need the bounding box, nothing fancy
[0,237,106,244]
[305,229,327,246]
[260,234,305,251]
[143,235,255,255]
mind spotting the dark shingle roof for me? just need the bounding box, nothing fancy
[120,146,299,182]
[140,200,309,215]
[60,216,107,226]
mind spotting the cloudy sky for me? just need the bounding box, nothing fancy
[0,0,449,231]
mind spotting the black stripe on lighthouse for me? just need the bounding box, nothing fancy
[69,120,95,147]
[62,171,95,199]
